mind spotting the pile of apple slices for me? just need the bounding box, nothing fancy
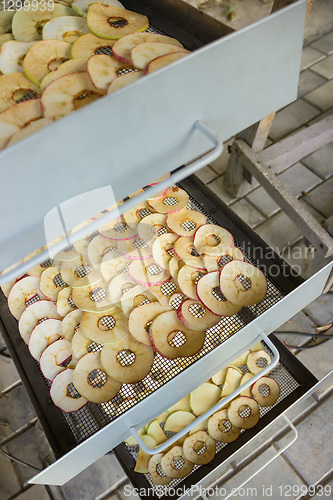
[126,344,281,485]
[0,1,189,149]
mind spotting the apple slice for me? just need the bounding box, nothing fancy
[23,39,71,85]
[147,279,180,307]
[7,275,42,320]
[100,253,129,282]
[0,41,36,74]
[145,52,188,74]
[183,430,216,465]
[211,366,227,386]
[56,286,77,317]
[247,350,271,374]
[42,71,105,118]
[177,265,204,300]
[148,454,172,486]
[152,233,178,270]
[6,117,53,148]
[0,10,14,35]
[203,247,244,272]
[28,318,62,360]
[0,72,40,113]
[168,255,185,282]
[219,260,268,307]
[137,213,167,247]
[0,98,42,149]
[122,201,152,227]
[120,284,157,317]
[72,0,124,17]
[42,16,90,43]
[107,68,145,95]
[228,396,260,429]
[207,409,240,443]
[167,394,191,413]
[160,445,193,479]
[50,369,88,413]
[112,32,183,64]
[250,341,263,352]
[72,351,122,403]
[71,327,96,360]
[101,335,154,384]
[128,258,170,287]
[87,4,149,40]
[18,300,61,344]
[128,301,170,345]
[98,216,137,240]
[166,208,206,238]
[251,376,280,407]
[108,272,136,304]
[87,53,134,90]
[12,5,75,42]
[40,57,88,92]
[147,186,189,214]
[220,366,243,398]
[149,310,205,359]
[174,237,205,270]
[194,224,234,256]
[60,258,102,288]
[71,32,115,58]
[190,382,221,416]
[164,410,196,433]
[231,350,250,367]
[134,435,157,474]
[196,271,242,317]
[39,338,74,381]
[146,419,167,445]
[131,42,189,70]
[53,245,80,262]
[62,308,82,341]
[0,264,21,298]
[71,278,114,312]
[117,237,152,261]
[39,266,68,301]
[80,308,128,344]
[177,299,218,332]
[239,372,253,397]
[87,234,118,268]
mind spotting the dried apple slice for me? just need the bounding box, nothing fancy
[120,284,157,317]
[247,350,271,374]
[71,278,114,312]
[168,255,185,282]
[53,246,80,262]
[87,235,118,268]
[177,299,218,331]
[194,224,234,256]
[240,372,253,397]
[99,216,137,240]
[6,117,53,148]
[148,454,172,486]
[147,279,180,307]
[72,0,124,17]
[131,42,189,70]
[56,286,77,317]
[149,310,205,359]
[219,261,267,307]
[80,308,128,344]
[196,271,242,317]
[134,435,157,474]
[73,351,122,403]
[128,301,170,345]
[152,233,178,270]
[87,4,149,40]
[42,16,90,43]
[0,33,14,47]
[42,71,105,119]
[87,53,134,90]
[177,265,205,300]
[12,5,76,42]
[251,377,280,406]
[137,213,167,247]
[0,72,40,113]
[164,410,196,433]
[50,368,87,412]
[220,366,243,398]
[18,300,61,344]
[28,318,62,360]
[146,419,167,445]
[101,335,154,383]
[183,430,216,465]
[174,237,205,270]
[0,10,14,35]
[166,208,206,238]
[167,395,191,413]
[113,32,183,64]
[40,338,74,381]
[62,308,82,341]
[40,57,88,92]
[71,32,115,58]
[0,98,42,149]
[23,39,71,85]
[207,409,240,443]
[71,327,96,359]
[160,445,193,478]
[203,247,244,272]
[122,201,152,226]
[60,258,102,288]
[7,275,42,320]
[128,259,170,287]
[211,366,227,386]
[227,396,260,429]
[39,266,68,301]
[117,237,152,261]
[108,272,136,304]
[190,382,221,416]
[0,264,20,298]
[147,186,189,214]
[146,52,188,74]
[0,41,36,74]
[107,69,143,93]
[100,253,129,281]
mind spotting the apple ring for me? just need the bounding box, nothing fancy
[60,258,102,288]
[177,299,218,331]
[72,327,99,359]
[0,72,40,113]
[117,237,152,260]
[56,287,77,317]
[39,266,68,301]
[219,261,267,307]
[18,300,61,344]
[183,430,216,465]
[197,271,242,317]
[160,446,193,479]
[80,308,128,344]
[148,454,172,485]
[147,187,189,214]
[122,201,152,226]
[194,224,234,256]
[28,318,62,360]
[137,213,167,246]
[166,208,207,237]
[62,309,82,342]
[100,253,129,281]
[207,409,241,443]
[247,350,271,374]
[147,279,180,307]
[152,233,179,270]
[177,265,205,300]
[227,396,260,429]
[73,351,122,403]
[71,278,114,312]
[128,258,170,287]
[120,284,157,317]
[168,255,185,282]
[128,302,171,345]
[203,247,244,272]
[71,33,116,59]
[174,237,205,270]
[87,235,119,268]
[101,335,154,384]
[87,4,149,40]
[251,377,280,406]
[39,338,75,381]
[149,310,206,359]
[50,368,87,412]
[7,275,43,320]
[108,272,136,304]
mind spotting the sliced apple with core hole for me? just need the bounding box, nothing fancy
[42,16,90,43]
[62,308,82,341]
[147,186,189,214]
[128,301,170,345]
[128,258,171,287]
[167,394,191,413]
[227,396,260,429]
[40,57,88,92]
[80,308,128,344]
[23,39,71,85]
[251,376,280,406]
[87,53,134,90]
[177,299,218,332]
[87,4,149,40]
[60,258,102,289]
[12,5,76,42]
[50,368,88,413]
[131,42,189,70]
[152,233,178,270]
[18,300,61,344]
[137,213,167,247]
[100,253,129,282]
[164,410,196,433]
[247,350,271,374]
[41,71,105,119]
[56,286,77,317]
[147,279,180,307]
[112,32,184,64]
[71,32,115,58]
[207,408,240,443]
[72,0,124,17]
[134,435,157,473]
[174,237,205,270]
[108,272,136,304]
[219,260,268,307]
[160,445,193,479]
[177,265,204,300]
[117,236,152,261]
[87,234,118,268]
[190,382,221,416]
[166,208,206,238]
[220,365,243,398]
[183,430,216,465]
[28,318,62,360]
[71,326,96,360]
[148,453,172,485]
[168,255,184,282]
[0,41,36,74]
[194,224,234,256]
[0,72,40,113]
[7,275,42,320]
[39,338,73,381]
[39,266,68,301]
[197,271,242,317]
[203,246,244,272]
[71,278,114,312]
[6,117,53,148]
[145,52,188,74]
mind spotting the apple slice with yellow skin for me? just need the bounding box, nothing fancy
[41,72,105,119]
[128,258,171,287]
[0,34,14,47]
[112,32,184,64]
[87,54,134,90]
[134,435,157,474]
[87,4,149,40]
[0,41,36,74]
[168,255,185,282]
[72,278,114,312]
[71,32,115,58]
[146,419,167,445]
[221,366,243,398]
[247,350,271,374]
[190,382,221,416]
[189,418,208,435]
[145,52,188,74]
[23,40,71,85]
[131,42,189,70]
[167,394,191,413]
[227,396,260,429]
[250,341,263,352]
[240,372,253,397]
[12,5,76,42]
[0,10,14,35]
[251,377,280,407]
[207,409,240,443]
[42,16,90,43]
[6,117,53,148]
[0,98,42,150]
[0,72,40,113]
[72,0,124,17]
[60,258,102,288]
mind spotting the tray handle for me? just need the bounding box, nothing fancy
[130,332,280,454]
[0,120,223,286]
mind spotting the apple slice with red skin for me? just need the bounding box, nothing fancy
[207,409,240,443]
[219,260,268,307]
[120,284,157,317]
[39,338,74,381]
[246,350,271,374]
[177,299,218,331]
[71,278,114,312]
[18,300,61,344]
[227,396,260,429]
[147,279,180,307]
[87,4,149,40]
[107,64,144,91]
[7,275,42,320]
[145,52,188,74]
[203,246,244,272]
[168,255,185,282]
[160,445,193,479]
[117,236,152,261]
[113,32,184,64]
[194,224,234,256]
[174,237,205,270]
[131,42,189,70]
[28,318,62,360]
[98,216,137,240]
[183,430,216,465]
[87,54,134,90]
[108,272,136,304]
[128,301,171,345]
[177,264,205,300]
[50,368,87,413]
[40,58,89,92]
[128,258,171,287]
[87,235,118,268]
[166,208,206,238]
[6,117,53,148]
[196,271,242,317]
